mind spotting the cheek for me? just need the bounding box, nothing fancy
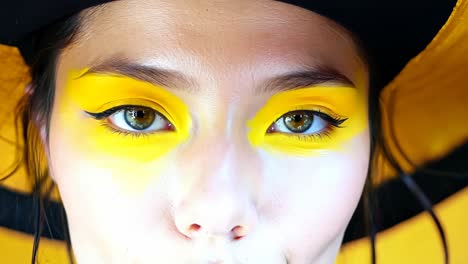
[47,113,177,243]
[262,130,370,259]
[47,88,177,196]
[48,121,162,198]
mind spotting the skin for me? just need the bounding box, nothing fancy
[45,0,370,263]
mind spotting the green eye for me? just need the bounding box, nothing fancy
[283,110,314,133]
[124,106,156,130]
[86,105,174,135]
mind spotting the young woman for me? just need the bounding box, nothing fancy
[1,0,465,263]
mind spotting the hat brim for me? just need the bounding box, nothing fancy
[0,0,457,89]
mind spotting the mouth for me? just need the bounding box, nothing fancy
[203,260,225,264]
[192,235,289,264]
[197,254,289,264]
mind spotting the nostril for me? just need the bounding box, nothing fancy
[181,224,250,240]
[231,225,246,240]
[189,223,201,232]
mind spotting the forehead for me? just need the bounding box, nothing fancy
[60,0,365,87]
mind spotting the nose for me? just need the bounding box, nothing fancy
[173,143,259,242]
[174,186,258,241]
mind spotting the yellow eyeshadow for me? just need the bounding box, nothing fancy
[58,69,192,161]
[247,86,368,156]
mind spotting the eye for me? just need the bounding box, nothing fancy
[268,110,342,135]
[87,105,174,133]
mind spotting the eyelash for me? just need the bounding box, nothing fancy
[289,127,333,142]
[86,105,136,120]
[86,105,167,139]
[307,109,347,127]
[270,108,348,142]
[98,122,152,139]
[86,105,348,142]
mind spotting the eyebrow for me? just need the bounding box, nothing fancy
[81,57,197,91]
[81,57,354,94]
[257,66,355,95]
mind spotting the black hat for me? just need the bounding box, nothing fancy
[0,0,457,90]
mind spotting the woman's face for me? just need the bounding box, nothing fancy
[47,0,370,263]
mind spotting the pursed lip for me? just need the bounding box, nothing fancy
[196,253,289,264]
[191,235,289,264]
[203,260,225,264]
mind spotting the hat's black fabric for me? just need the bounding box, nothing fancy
[283,0,457,90]
[0,0,457,89]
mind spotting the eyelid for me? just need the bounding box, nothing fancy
[65,71,193,132]
[85,99,176,126]
[285,106,347,124]
[252,87,358,126]
[271,109,348,134]
[247,86,362,147]
[87,104,157,119]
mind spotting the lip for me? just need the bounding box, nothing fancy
[193,236,289,264]
[198,253,232,264]
[204,260,224,264]
[199,256,231,264]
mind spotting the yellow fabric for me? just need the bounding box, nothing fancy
[0,227,69,264]
[0,0,468,263]
[374,0,468,184]
[336,188,468,264]
[0,46,30,193]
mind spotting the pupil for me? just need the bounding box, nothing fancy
[283,111,313,133]
[124,107,156,130]
[135,110,145,118]
[293,114,303,123]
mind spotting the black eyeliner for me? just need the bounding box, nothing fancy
[85,104,150,120]
[85,106,124,120]
[313,110,348,127]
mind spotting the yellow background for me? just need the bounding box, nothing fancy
[1,0,467,262]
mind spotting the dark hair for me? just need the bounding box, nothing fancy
[15,12,84,264]
[2,9,450,264]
